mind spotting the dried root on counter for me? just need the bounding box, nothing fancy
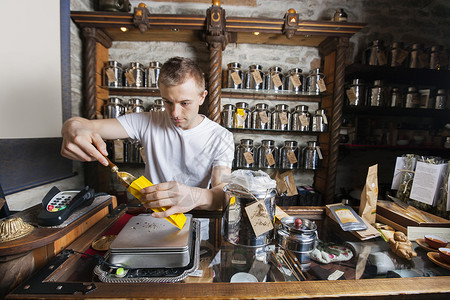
[388,231,417,260]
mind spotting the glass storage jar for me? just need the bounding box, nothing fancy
[435,89,447,109]
[153,99,165,112]
[271,104,291,131]
[346,79,366,106]
[306,68,324,94]
[389,42,408,67]
[291,105,311,131]
[247,64,264,90]
[285,68,304,92]
[364,40,387,66]
[127,98,145,113]
[268,66,284,91]
[302,141,321,170]
[222,104,236,128]
[368,80,386,106]
[234,102,250,128]
[104,97,125,119]
[405,87,420,108]
[237,139,256,168]
[311,109,328,132]
[226,62,244,89]
[390,88,403,107]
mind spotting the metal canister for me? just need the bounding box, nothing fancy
[306,68,324,94]
[429,45,444,70]
[153,99,165,112]
[409,43,428,69]
[302,141,321,170]
[147,61,162,88]
[247,64,264,90]
[234,102,250,128]
[347,79,366,106]
[368,80,385,106]
[257,140,278,168]
[435,89,447,109]
[272,104,291,131]
[251,103,271,129]
[124,62,145,87]
[405,87,420,108]
[268,66,284,91]
[291,105,311,131]
[237,139,255,168]
[103,97,125,119]
[127,98,145,113]
[285,68,304,92]
[389,42,408,67]
[311,109,328,132]
[222,104,236,128]
[280,140,299,169]
[104,61,123,87]
[363,40,387,66]
[390,87,402,107]
[226,62,244,89]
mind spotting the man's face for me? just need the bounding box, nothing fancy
[159,77,207,130]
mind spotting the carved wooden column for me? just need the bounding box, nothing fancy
[326,37,349,202]
[205,2,227,123]
[81,28,112,120]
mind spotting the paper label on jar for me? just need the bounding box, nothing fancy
[106,68,116,83]
[396,49,409,64]
[125,70,136,85]
[252,70,263,84]
[245,200,273,237]
[235,108,247,128]
[346,87,357,104]
[290,74,301,87]
[113,140,124,163]
[318,78,327,92]
[299,114,310,127]
[244,151,254,164]
[322,112,328,124]
[280,112,288,125]
[231,71,242,85]
[287,150,298,164]
[149,70,156,85]
[316,146,323,159]
[376,51,387,66]
[272,74,283,88]
[259,111,269,124]
[265,153,275,166]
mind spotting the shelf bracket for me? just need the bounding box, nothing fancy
[133,3,151,33]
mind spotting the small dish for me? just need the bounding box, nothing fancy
[92,235,117,251]
[230,272,258,283]
[424,234,448,249]
[438,247,450,264]
[416,238,438,252]
[427,252,450,270]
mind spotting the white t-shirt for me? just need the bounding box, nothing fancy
[117,112,234,188]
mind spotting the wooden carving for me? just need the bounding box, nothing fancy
[283,8,299,39]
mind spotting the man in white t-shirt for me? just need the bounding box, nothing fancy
[61,57,234,218]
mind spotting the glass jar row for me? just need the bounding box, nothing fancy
[234,139,322,170]
[103,97,165,119]
[222,103,328,132]
[103,61,162,88]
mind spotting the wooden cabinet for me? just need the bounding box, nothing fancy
[70,5,365,203]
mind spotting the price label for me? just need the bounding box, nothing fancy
[322,112,328,124]
[346,87,357,104]
[318,78,327,92]
[396,49,409,65]
[299,114,310,127]
[252,70,263,84]
[280,112,288,125]
[272,74,283,88]
[230,71,242,85]
[287,150,298,164]
[149,71,156,85]
[259,111,269,124]
[244,151,254,164]
[265,153,275,166]
[316,146,323,159]
[125,70,136,85]
[106,69,116,83]
[244,201,273,237]
[290,74,302,88]
[235,108,247,128]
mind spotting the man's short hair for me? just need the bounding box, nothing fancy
[158,57,206,95]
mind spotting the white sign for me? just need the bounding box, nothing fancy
[410,162,447,206]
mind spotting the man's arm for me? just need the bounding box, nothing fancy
[61,116,129,166]
[140,165,231,217]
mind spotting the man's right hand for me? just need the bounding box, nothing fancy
[61,117,129,166]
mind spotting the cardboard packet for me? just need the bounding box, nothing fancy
[359,164,378,224]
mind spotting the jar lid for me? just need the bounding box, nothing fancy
[149,61,162,68]
[284,140,297,147]
[275,104,289,110]
[255,103,269,110]
[315,109,326,114]
[294,105,308,112]
[261,139,275,146]
[240,139,253,145]
[269,66,282,73]
[407,86,417,92]
[108,97,123,104]
[288,68,303,74]
[307,141,318,147]
[228,62,241,69]
[107,61,122,68]
[130,62,144,69]
[236,102,249,109]
[223,103,236,110]
[128,98,143,104]
[437,89,446,94]
[154,99,164,106]
[351,78,364,85]
[280,216,317,234]
[391,41,403,48]
[249,64,262,71]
